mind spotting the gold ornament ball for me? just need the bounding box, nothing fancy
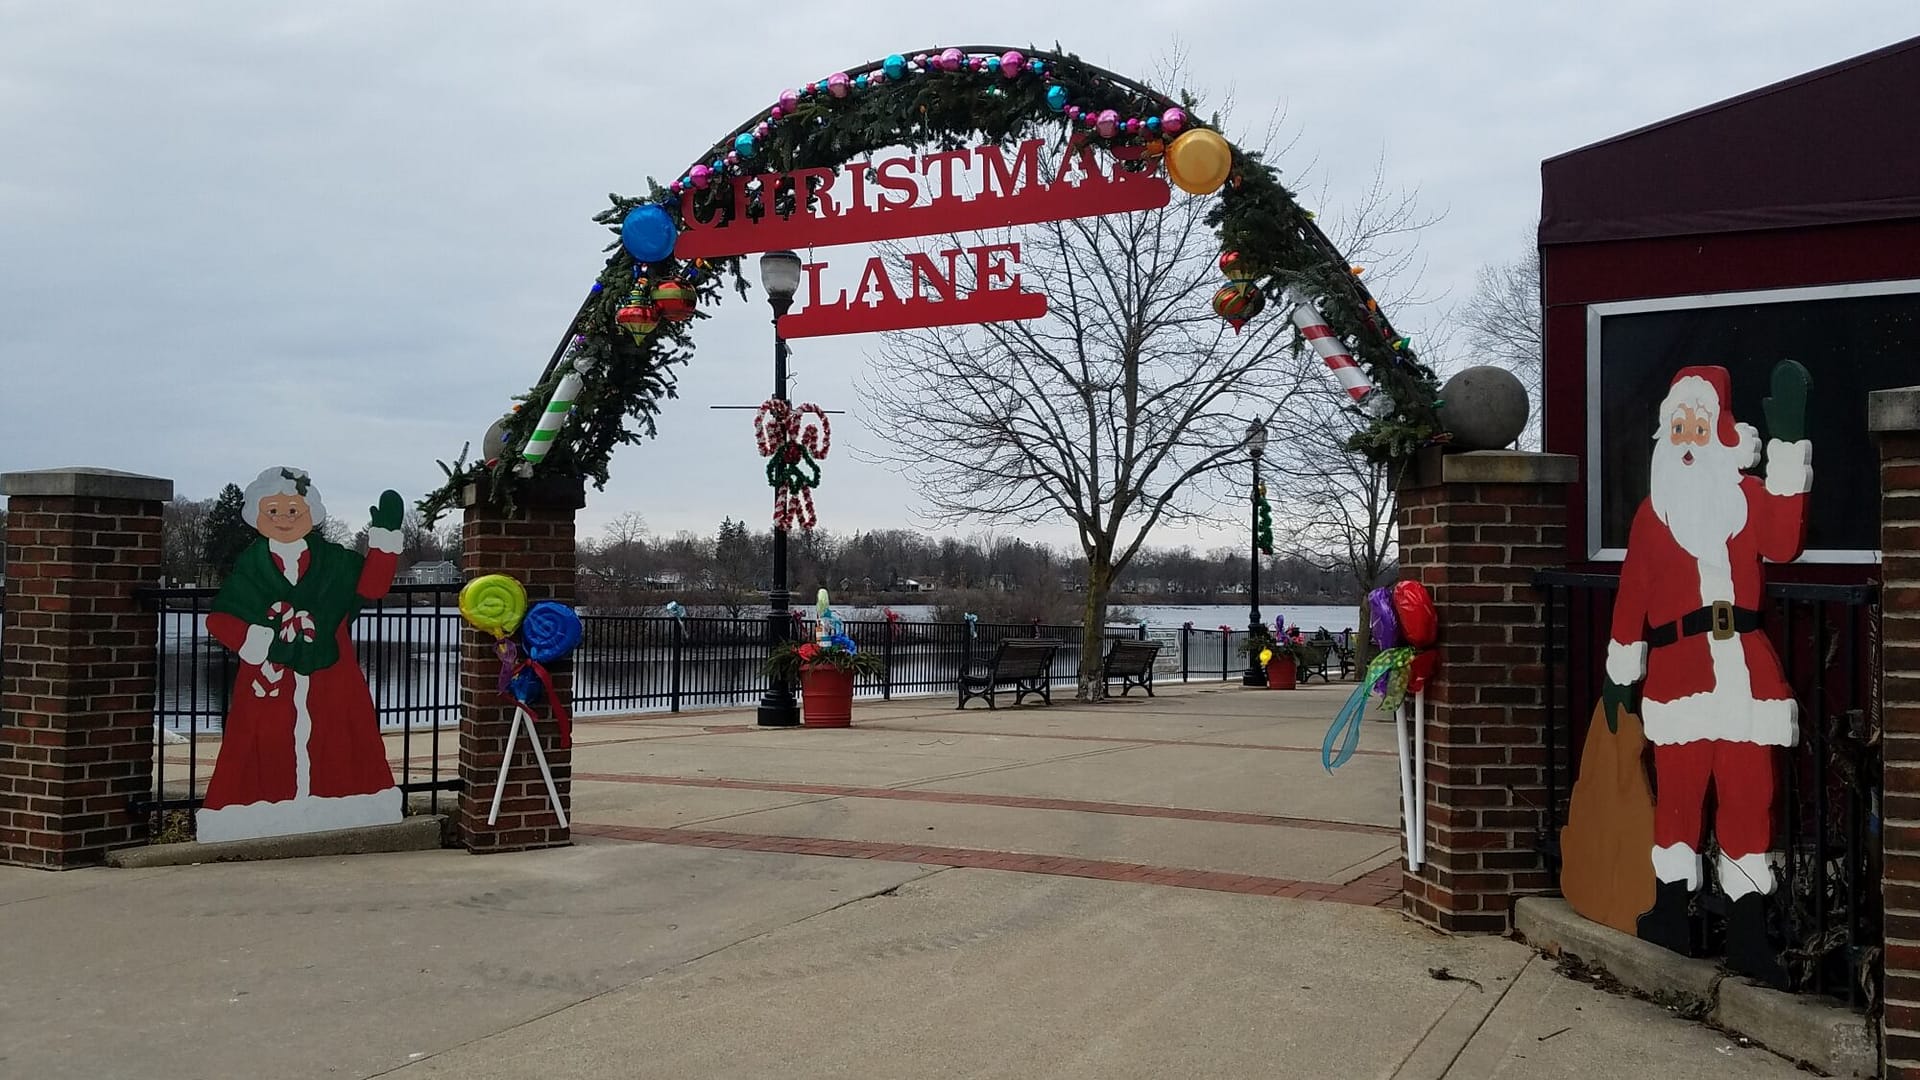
[1165,129,1232,195]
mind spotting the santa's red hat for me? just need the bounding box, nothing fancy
[1660,365,1759,465]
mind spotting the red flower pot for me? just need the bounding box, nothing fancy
[799,665,855,727]
[1266,656,1297,690]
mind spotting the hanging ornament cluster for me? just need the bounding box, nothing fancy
[661,49,1212,203]
[1211,250,1269,334]
[754,399,832,530]
[1254,482,1274,555]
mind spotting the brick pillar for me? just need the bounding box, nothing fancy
[458,475,583,853]
[1397,449,1577,932]
[1872,388,1920,1078]
[0,468,172,868]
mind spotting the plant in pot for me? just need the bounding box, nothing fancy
[1239,631,1310,689]
[767,593,884,727]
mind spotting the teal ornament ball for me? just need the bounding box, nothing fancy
[620,204,678,264]
[882,54,906,80]
[733,132,756,157]
[1046,85,1068,112]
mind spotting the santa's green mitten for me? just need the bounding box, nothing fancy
[1762,360,1810,444]
[369,490,404,532]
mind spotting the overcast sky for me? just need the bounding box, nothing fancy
[3,3,1914,550]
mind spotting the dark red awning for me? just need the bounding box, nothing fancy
[1540,37,1920,246]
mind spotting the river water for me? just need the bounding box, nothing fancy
[138,603,1353,733]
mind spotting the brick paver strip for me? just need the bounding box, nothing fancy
[573,822,1403,905]
[572,771,1398,837]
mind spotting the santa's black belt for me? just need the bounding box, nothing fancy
[1646,601,1761,646]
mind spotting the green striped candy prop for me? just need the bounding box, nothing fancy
[519,336,598,468]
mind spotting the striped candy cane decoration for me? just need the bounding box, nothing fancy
[1291,301,1376,404]
[520,336,601,466]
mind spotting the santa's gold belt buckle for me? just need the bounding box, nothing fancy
[1710,600,1736,641]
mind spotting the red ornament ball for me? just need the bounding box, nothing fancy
[652,278,697,322]
[1211,282,1266,333]
[1219,250,1258,282]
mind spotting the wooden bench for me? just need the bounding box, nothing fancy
[1308,633,1356,681]
[1101,638,1162,697]
[957,639,1062,709]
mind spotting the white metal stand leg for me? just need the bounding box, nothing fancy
[486,703,523,826]
[518,704,569,829]
[1413,689,1428,868]
[485,704,570,829]
[1394,701,1419,870]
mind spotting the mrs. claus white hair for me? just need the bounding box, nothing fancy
[242,466,327,529]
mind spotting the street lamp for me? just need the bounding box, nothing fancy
[1243,419,1270,687]
[757,250,804,727]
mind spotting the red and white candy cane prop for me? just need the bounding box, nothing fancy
[754,400,831,530]
[1292,301,1376,405]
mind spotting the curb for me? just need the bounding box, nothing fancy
[1515,897,1875,1078]
[108,816,448,869]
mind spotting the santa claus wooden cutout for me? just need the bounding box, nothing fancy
[1604,362,1811,988]
[195,467,406,842]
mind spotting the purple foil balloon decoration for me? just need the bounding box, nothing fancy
[1369,587,1401,649]
[1274,614,1286,637]
[1367,586,1401,696]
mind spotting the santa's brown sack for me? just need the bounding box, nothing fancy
[1559,701,1657,934]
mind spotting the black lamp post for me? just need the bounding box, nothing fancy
[756,250,803,727]
[1242,419,1269,687]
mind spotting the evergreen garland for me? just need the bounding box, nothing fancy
[419,45,1444,523]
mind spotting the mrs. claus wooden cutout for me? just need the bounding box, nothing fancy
[1602,361,1811,987]
[196,467,406,842]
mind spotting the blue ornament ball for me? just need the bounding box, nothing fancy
[883,53,906,80]
[1046,85,1069,112]
[855,73,869,90]
[1145,115,1161,132]
[619,203,678,264]
[733,132,756,157]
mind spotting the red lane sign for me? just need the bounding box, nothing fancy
[674,138,1170,260]
[778,242,1047,339]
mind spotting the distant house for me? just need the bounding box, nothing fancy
[402,560,460,586]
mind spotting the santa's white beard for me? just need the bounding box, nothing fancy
[1650,437,1748,561]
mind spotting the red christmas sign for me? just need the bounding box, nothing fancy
[674,138,1170,260]
[778,242,1047,339]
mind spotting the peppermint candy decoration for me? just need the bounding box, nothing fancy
[268,601,315,643]
[754,399,832,530]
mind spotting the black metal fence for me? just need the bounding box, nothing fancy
[1535,570,1881,1006]
[133,590,1252,814]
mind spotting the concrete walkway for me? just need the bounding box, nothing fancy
[6,685,1808,1078]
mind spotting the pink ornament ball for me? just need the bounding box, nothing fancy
[770,105,784,120]
[669,181,683,195]
[1000,50,1024,77]
[827,72,851,98]
[1096,109,1119,137]
[1065,105,1081,120]
[754,121,769,138]
[938,48,963,72]
[726,151,739,165]
[868,70,887,86]
[689,164,712,190]
[778,88,798,112]
[1126,118,1142,134]
[1161,107,1186,134]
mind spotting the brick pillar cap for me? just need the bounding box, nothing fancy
[462,472,587,511]
[1869,386,1920,435]
[2,467,173,502]
[1404,449,1577,488]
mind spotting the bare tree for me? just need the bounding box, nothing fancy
[1461,240,1544,448]
[862,186,1315,700]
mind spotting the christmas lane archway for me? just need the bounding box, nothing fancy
[419,44,1446,522]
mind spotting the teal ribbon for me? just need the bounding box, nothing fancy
[1321,647,1415,772]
